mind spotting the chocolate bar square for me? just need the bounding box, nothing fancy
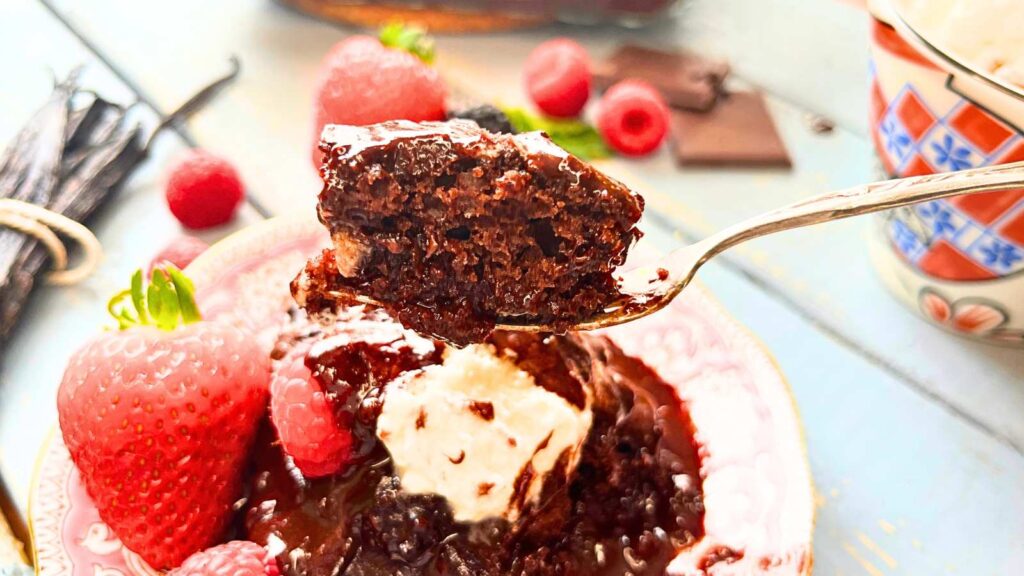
[670,91,792,168]
[593,44,730,112]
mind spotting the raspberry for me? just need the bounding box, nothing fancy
[523,38,591,118]
[596,80,670,157]
[313,36,447,165]
[148,236,210,276]
[169,541,278,576]
[270,351,353,478]
[165,150,245,230]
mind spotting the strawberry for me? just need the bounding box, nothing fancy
[58,267,270,569]
[169,541,279,576]
[312,35,446,165]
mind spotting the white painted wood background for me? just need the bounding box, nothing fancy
[1,0,1021,573]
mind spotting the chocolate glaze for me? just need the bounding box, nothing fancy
[245,311,705,575]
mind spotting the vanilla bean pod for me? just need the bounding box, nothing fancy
[0,59,240,345]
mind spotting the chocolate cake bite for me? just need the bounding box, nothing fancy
[299,120,645,344]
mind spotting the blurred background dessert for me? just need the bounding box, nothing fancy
[278,0,680,31]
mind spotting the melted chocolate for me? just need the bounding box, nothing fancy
[245,313,705,575]
[303,313,442,464]
[487,331,590,410]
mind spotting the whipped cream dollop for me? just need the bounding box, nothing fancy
[900,0,1024,85]
[376,343,592,523]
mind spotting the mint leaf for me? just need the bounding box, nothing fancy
[379,22,435,64]
[503,107,611,160]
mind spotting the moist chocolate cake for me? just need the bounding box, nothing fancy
[245,309,705,576]
[302,120,645,345]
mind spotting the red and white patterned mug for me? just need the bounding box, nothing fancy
[867,0,1024,346]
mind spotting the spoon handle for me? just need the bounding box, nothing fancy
[692,160,1024,262]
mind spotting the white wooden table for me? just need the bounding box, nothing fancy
[2,0,1023,573]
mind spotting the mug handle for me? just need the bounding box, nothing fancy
[944,74,1024,134]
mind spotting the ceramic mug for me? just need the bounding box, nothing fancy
[867,0,1024,346]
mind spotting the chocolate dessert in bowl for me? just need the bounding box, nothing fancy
[34,121,812,576]
[245,314,705,575]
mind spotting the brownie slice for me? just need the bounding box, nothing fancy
[301,120,644,345]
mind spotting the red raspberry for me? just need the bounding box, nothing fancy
[148,236,210,276]
[169,541,279,576]
[270,351,353,478]
[523,38,591,118]
[313,36,446,164]
[165,150,245,230]
[596,80,670,157]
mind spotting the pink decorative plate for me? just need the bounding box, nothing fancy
[30,217,814,575]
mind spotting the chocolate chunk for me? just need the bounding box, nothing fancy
[670,92,792,168]
[467,400,495,421]
[593,45,730,112]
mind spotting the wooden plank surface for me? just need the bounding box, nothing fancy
[42,0,1024,450]
[1,0,1022,574]
[0,0,263,512]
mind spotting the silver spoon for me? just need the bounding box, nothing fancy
[496,160,1024,332]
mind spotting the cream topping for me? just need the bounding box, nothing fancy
[376,343,592,523]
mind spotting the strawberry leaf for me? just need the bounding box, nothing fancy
[166,266,201,324]
[147,273,164,327]
[106,266,203,331]
[379,22,435,64]
[155,272,181,331]
[130,270,149,325]
[107,289,136,330]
